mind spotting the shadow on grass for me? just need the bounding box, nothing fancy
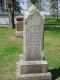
[49,67,60,80]
[44,26,60,30]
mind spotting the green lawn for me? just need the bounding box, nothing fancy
[0,27,60,80]
[0,28,23,80]
[44,27,60,80]
[45,17,60,25]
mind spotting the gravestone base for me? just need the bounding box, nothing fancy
[16,5,52,80]
[19,73,51,80]
[16,59,52,80]
[16,31,23,38]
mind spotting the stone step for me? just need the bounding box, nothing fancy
[18,72,52,80]
[18,60,48,74]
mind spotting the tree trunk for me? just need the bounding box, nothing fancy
[57,0,58,21]
[8,0,15,29]
[8,9,12,29]
[12,0,15,28]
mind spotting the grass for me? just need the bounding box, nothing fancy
[44,27,60,80]
[45,17,60,25]
[0,27,23,80]
[0,27,60,80]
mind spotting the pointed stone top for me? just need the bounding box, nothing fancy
[24,5,39,19]
[24,4,44,20]
[29,5,38,13]
[29,4,37,12]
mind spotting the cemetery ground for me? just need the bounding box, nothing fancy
[0,27,60,80]
[45,17,60,25]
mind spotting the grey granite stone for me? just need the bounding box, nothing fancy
[19,60,48,74]
[16,31,23,38]
[16,4,52,80]
[24,5,44,61]
[20,72,52,80]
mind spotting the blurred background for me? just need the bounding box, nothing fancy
[0,0,60,28]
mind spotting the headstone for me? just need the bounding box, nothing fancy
[24,5,44,61]
[16,4,52,80]
[16,16,23,38]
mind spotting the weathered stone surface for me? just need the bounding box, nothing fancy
[16,31,23,38]
[16,62,20,80]
[19,73,52,80]
[24,5,44,61]
[16,4,52,80]
[19,60,48,74]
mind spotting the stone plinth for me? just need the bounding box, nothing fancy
[17,60,48,74]
[18,73,51,80]
[16,4,52,80]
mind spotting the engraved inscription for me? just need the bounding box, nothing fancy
[24,9,44,61]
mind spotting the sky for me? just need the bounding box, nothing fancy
[19,0,27,10]
[19,0,60,15]
[19,0,50,15]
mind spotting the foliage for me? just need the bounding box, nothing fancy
[50,0,57,15]
[7,0,24,29]
[30,0,37,4]
[14,0,22,13]
[50,0,58,20]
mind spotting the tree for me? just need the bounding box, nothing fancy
[7,0,23,29]
[30,0,42,10]
[50,0,58,20]
[14,0,22,13]
[0,0,4,12]
[36,0,42,10]
[12,0,15,28]
[30,0,37,4]
[8,0,15,29]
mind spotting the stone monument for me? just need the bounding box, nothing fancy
[16,0,52,80]
[16,16,23,38]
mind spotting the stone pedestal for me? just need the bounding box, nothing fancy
[16,60,52,80]
[16,5,52,80]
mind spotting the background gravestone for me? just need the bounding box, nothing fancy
[16,2,52,80]
[16,16,23,31]
[16,16,23,38]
